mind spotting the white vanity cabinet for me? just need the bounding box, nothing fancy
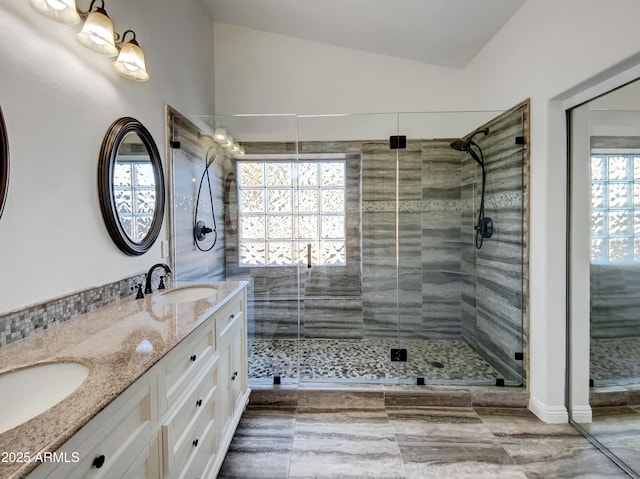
[27,285,249,479]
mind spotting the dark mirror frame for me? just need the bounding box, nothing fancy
[98,117,165,256]
[0,106,8,219]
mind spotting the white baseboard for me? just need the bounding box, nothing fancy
[570,404,592,423]
[528,395,569,423]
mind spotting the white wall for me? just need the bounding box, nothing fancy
[465,0,640,423]
[213,22,468,115]
[212,0,640,422]
[0,0,214,313]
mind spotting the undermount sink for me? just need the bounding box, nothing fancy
[0,362,89,434]
[153,285,218,305]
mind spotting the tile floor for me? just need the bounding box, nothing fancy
[219,406,628,479]
[580,405,640,474]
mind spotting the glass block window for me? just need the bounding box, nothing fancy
[237,159,346,267]
[113,158,155,242]
[590,155,640,263]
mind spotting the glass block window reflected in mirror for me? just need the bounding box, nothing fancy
[590,154,640,263]
[113,159,155,242]
[237,159,346,266]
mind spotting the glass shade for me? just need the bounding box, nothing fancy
[214,128,227,143]
[75,9,118,57]
[113,40,150,81]
[30,0,81,25]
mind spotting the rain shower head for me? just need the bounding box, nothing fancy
[449,128,489,152]
[449,128,489,167]
[450,139,471,152]
[450,139,483,168]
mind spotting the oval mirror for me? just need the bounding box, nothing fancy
[98,117,165,256]
[0,106,8,219]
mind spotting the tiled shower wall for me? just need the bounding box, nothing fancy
[169,109,226,282]
[591,264,640,338]
[459,104,528,380]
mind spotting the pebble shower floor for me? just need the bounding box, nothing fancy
[248,338,505,384]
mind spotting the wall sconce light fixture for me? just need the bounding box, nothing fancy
[29,0,150,81]
[30,0,81,25]
[113,30,149,82]
[75,0,118,56]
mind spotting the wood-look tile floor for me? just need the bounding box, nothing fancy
[218,406,628,479]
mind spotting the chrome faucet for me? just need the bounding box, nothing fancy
[145,263,172,294]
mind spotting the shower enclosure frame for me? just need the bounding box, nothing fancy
[167,101,530,389]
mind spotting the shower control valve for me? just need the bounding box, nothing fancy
[475,217,494,239]
[195,220,214,241]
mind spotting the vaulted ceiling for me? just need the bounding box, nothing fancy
[202,0,527,69]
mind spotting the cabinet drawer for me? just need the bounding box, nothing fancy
[159,325,215,411]
[215,295,243,341]
[182,418,216,479]
[162,359,218,476]
[216,310,243,347]
[42,374,155,479]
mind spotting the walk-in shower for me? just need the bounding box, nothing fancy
[450,128,493,249]
[169,103,529,388]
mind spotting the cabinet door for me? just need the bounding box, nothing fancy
[121,433,160,479]
[228,312,246,416]
[216,311,246,441]
[36,373,157,479]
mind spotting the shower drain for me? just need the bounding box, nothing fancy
[430,361,445,369]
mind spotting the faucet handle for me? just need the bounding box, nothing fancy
[158,274,167,290]
[131,283,145,299]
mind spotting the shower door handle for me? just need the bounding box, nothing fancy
[307,243,312,269]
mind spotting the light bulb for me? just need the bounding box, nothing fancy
[214,128,227,143]
[46,0,68,10]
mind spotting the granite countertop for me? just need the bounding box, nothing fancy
[0,281,247,479]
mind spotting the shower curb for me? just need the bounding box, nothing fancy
[248,383,529,410]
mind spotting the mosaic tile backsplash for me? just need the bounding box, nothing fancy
[0,273,146,347]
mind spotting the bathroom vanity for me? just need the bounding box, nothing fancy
[0,281,249,479]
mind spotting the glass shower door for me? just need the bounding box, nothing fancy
[195,113,301,386]
[396,108,527,385]
[295,113,401,382]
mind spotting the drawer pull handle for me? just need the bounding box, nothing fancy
[192,439,199,447]
[232,371,238,380]
[230,313,235,319]
[190,354,197,362]
[196,399,203,407]
[93,455,106,469]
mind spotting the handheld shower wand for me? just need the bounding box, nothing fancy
[450,129,493,249]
